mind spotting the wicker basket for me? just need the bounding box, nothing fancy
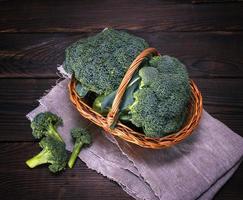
[68,48,203,149]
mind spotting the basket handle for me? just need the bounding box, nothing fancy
[106,48,159,129]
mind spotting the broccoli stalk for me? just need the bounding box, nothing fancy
[26,147,52,168]
[68,142,82,168]
[93,73,141,129]
[26,136,68,173]
[31,112,64,143]
[47,123,63,142]
[68,128,92,168]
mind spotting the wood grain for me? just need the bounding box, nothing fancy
[0,0,243,199]
[0,0,243,33]
[0,142,133,200]
[0,78,242,142]
[0,142,242,200]
[192,0,243,3]
[1,32,243,78]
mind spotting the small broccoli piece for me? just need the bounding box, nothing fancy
[64,28,148,95]
[31,112,64,142]
[26,136,68,173]
[68,128,92,168]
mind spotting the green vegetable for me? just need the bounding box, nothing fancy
[93,55,190,137]
[26,136,68,173]
[139,66,158,88]
[64,28,191,137]
[130,56,190,137]
[92,73,140,115]
[31,112,64,142]
[68,128,92,168]
[75,82,89,98]
[64,28,148,96]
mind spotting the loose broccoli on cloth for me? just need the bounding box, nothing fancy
[31,112,64,142]
[68,128,92,168]
[26,112,92,172]
[26,136,68,173]
[64,28,191,138]
[26,112,68,173]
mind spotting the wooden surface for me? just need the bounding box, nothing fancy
[0,0,243,199]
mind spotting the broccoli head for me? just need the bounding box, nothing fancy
[31,112,64,142]
[129,56,190,137]
[26,136,68,173]
[64,28,148,95]
[68,128,92,168]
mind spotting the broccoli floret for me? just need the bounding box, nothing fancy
[139,67,159,87]
[129,56,190,137]
[64,28,148,95]
[26,136,68,173]
[68,128,92,168]
[31,112,64,142]
[149,55,189,79]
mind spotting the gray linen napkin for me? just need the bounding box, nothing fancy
[107,110,243,200]
[27,79,243,200]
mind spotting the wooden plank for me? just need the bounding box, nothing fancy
[0,142,242,200]
[0,142,133,200]
[0,78,242,142]
[0,33,80,78]
[1,32,243,78]
[0,0,243,33]
[192,0,243,4]
[194,79,243,107]
[0,79,56,141]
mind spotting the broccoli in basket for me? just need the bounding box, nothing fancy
[64,28,149,96]
[64,29,191,138]
[128,56,190,137]
[26,136,68,173]
[93,56,190,137]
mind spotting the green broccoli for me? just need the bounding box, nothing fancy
[92,73,141,115]
[64,28,191,137]
[68,128,92,168]
[75,82,89,98]
[31,112,64,142]
[93,55,190,137]
[64,28,148,96]
[129,56,190,137]
[26,136,68,173]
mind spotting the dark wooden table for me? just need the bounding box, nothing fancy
[0,0,243,199]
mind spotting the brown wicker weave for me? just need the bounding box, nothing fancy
[68,48,203,149]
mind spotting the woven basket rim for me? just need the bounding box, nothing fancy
[68,48,203,149]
